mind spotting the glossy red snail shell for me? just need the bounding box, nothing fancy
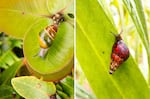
[109,31,129,74]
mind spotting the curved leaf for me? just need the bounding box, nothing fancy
[24,21,74,81]
[0,0,73,38]
[77,0,149,99]
[0,0,74,81]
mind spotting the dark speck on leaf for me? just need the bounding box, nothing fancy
[36,83,41,88]
[22,12,25,15]
[102,51,105,54]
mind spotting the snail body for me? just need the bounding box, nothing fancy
[37,13,64,58]
[110,32,129,74]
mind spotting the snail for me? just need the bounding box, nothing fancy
[36,13,65,58]
[109,31,130,74]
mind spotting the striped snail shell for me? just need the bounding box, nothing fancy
[38,24,58,49]
[37,24,58,58]
[36,12,64,58]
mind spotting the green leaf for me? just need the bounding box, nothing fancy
[0,50,19,69]
[24,21,74,81]
[56,94,62,99]
[0,0,73,39]
[56,84,63,91]
[0,0,74,81]
[76,84,95,99]
[57,90,70,99]
[11,76,56,99]
[60,76,74,97]
[77,0,149,99]
[122,0,150,84]
[97,0,115,26]
[0,85,14,99]
[123,0,149,46]
[0,60,22,85]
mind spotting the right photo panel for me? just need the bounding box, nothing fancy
[76,0,150,99]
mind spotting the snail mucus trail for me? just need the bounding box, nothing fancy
[37,13,65,58]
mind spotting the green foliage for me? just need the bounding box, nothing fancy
[77,0,149,99]
[11,76,74,99]
[122,0,150,84]
[59,76,74,97]
[0,60,22,85]
[0,33,23,99]
[0,0,74,98]
[76,84,95,99]
[0,0,73,39]
[0,50,19,69]
[57,90,70,99]
[24,22,74,81]
[0,85,15,99]
[0,0,74,81]
[11,76,56,99]
[0,33,22,55]
[0,34,22,69]
[56,76,74,99]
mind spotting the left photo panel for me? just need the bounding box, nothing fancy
[0,0,74,99]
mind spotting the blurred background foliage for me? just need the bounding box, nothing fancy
[0,32,24,98]
[76,0,150,98]
[0,32,23,70]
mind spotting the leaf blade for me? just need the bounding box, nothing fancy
[122,0,150,83]
[77,0,149,98]
[0,0,73,38]
[0,59,22,85]
[11,76,56,99]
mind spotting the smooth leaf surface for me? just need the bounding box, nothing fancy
[0,0,73,38]
[77,0,149,99]
[11,76,56,99]
[0,59,22,85]
[24,21,74,81]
